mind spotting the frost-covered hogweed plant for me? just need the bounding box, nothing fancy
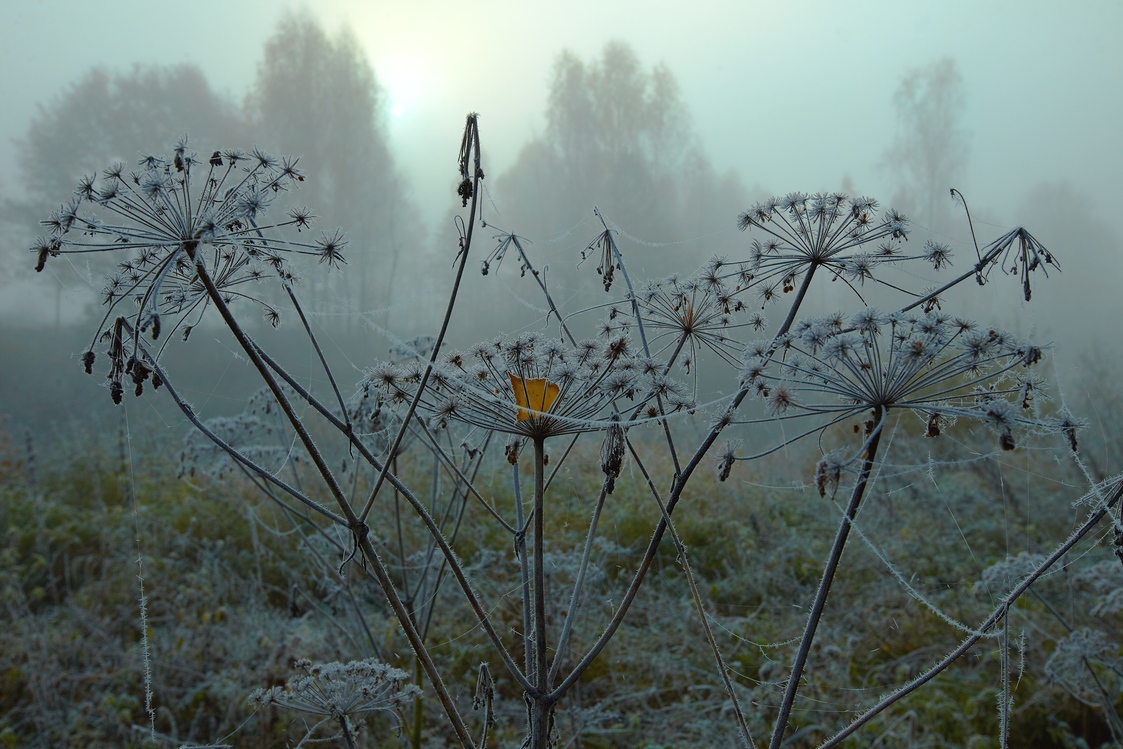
[728,306,1081,745]
[733,193,912,307]
[738,309,1065,465]
[369,331,692,438]
[33,136,344,402]
[632,258,762,391]
[31,115,1120,749]
[249,658,419,747]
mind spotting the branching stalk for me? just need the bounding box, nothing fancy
[769,409,885,748]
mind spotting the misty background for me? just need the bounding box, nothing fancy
[1,0,1121,435]
[5,8,1123,747]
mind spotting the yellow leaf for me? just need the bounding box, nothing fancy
[508,373,560,421]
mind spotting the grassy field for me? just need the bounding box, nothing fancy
[1,398,1119,748]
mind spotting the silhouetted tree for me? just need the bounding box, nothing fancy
[247,10,422,327]
[493,42,747,282]
[0,174,36,302]
[454,42,754,350]
[884,57,970,229]
[18,65,245,205]
[11,65,245,325]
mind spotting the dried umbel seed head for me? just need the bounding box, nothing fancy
[1044,629,1120,705]
[600,422,625,494]
[579,227,617,293]
[923,240,953,270]
[716,442,738,483]
[473,662,494,712]
[974,225,1060,302]
[129,358,152,396]
[248,657,419,721]
[369,332,685,441]
[33,138,343,405]
[926,412,941,438]
[975,551,1048,595]
[505,436,522,465]
[636,266,753,392]
[735,193,917,308]
[815,453,845,498]
[479,231,535,278]
[746,310,1067,459]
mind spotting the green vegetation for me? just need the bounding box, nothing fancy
[1,410,1119,747]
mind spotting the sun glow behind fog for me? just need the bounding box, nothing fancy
[336,3,458,127]
[336,5,479,217]
[377,57,428,120]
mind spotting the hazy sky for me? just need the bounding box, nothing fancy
[3,0,1121,231]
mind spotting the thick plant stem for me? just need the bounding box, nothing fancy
[528,436,555,748]
[533,437,549,692]
[513,461,534,678]
[528,695,555,749]
[411,656,424,749]
[340,716,357,749]
[777,264,818,339]
[769,413,884,749]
